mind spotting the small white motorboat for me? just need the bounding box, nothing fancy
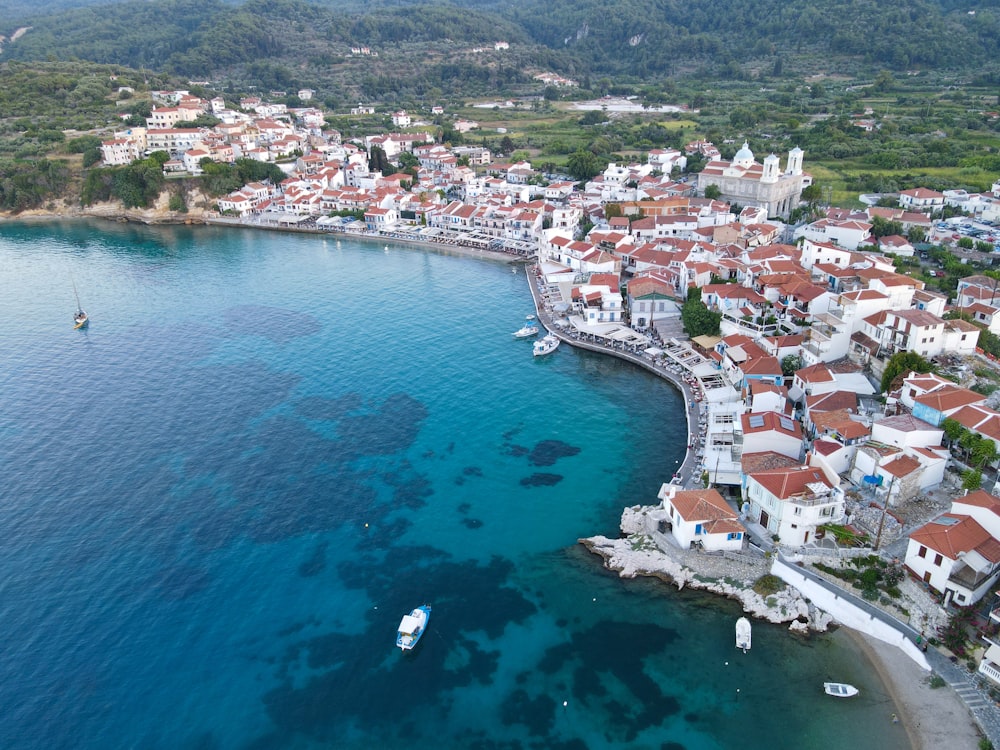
[824,682,859,698]
[735,617,752,653]
[513,324,540,338]
[526,314,536,321]
[533,334,560,357]
[396,604,432,651]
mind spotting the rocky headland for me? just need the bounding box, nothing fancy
[581,505,835,634]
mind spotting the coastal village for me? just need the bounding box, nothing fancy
[102,87,1000,742]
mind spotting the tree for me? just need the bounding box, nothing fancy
[566,149,603,181]
[781,355,803,376]
[499,136,515,156]
[800,184,822,204]
[681,287,721,337]
[942,417,965,447]
[972,435,997,471]
[369,145,391,174]
[962,468,983,491]
[871,215,904,239]
[704,184,721,200]
[398,151,418,170]
[880,351,932,393]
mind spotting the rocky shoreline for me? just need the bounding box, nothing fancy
[581,505,835,634]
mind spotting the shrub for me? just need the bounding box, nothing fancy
[753,574,785,596]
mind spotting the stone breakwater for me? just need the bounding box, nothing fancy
[581,505,834,634]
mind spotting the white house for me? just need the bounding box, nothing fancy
[905,490,1000,607]
[743,465,844,546]
[870,414,944,450]
[898,187,945,213]
[740,411,803,461]
[657,484,745,551]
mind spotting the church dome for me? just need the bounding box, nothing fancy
[732,141,754,168]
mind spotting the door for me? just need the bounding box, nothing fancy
[760,510,770,529]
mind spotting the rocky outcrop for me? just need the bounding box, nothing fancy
[581,505,835,633]
[1,187,212,225]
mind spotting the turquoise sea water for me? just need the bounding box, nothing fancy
[0,220,910,750]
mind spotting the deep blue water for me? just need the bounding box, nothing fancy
[0,221,909,749]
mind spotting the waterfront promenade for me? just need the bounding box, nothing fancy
[523,264,706,488]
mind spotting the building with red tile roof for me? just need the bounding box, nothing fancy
[657,484,745,551]
[905,489,1000,605]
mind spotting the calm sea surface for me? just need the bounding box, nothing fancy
[0,220,909,749]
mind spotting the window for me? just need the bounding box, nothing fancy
[917,546,927,558]
[695,523,704,535]
[727,532,741,541]
[793,506,802,516]
[934,553,943,566]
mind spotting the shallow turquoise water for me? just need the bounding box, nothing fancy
[0,220,909,749]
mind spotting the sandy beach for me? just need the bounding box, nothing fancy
[851,631,982,749]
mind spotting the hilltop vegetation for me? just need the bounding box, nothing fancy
[0,0,998,216]
[0,0,998,103]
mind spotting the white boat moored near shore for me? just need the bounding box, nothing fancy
[735,617,751,653]
[513,324,539,338]
[824,682,858,698]
[533,334,560,357]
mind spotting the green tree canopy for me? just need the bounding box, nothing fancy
[781,355,803,376]
[880,351,933,393]
[681,287,721,337]
[566,149,603,181]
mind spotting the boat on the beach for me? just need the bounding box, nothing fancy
[735,616,752,653]
[396,604,431,651]
[533,334,560,357]
[513,324,539,338]
[823,682,859,698]
[72,281,88,329]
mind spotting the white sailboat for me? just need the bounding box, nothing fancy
[72,280,88,329]
[735,617,752,653]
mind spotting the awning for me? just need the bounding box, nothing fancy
[398,615,422,633]
[692,335,721,350]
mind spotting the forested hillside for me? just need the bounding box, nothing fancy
[1,0,998,100]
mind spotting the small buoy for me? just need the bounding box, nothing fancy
[592,598,596,602]
[365,523,369,528]
[563,701,568,707]
[725,662,729,666]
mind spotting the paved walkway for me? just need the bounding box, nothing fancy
[525,271,704,487]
